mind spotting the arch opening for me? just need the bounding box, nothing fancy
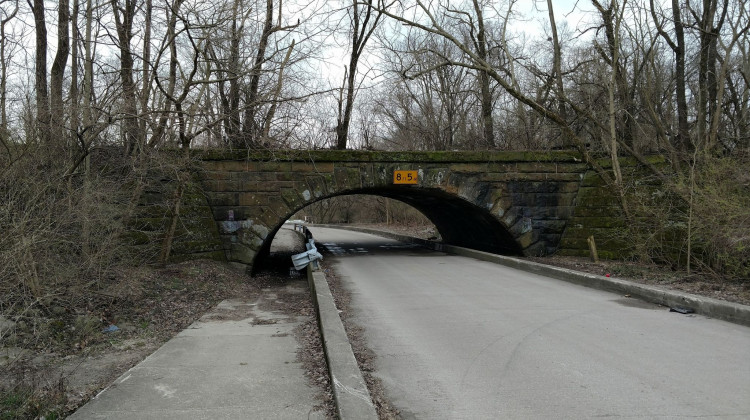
[251,187,522,275]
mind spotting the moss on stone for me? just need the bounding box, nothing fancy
[192,148,583,163]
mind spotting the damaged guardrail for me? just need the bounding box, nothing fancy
[291,238,323,270]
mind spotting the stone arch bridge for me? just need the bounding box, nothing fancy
[148,150,635,273]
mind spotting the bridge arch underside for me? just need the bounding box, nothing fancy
[253,187,523,273]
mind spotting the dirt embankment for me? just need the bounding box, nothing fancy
[1,259,334,419]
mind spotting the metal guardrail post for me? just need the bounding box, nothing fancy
[290,227,322,271]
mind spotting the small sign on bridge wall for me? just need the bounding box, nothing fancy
[393,170,419,184]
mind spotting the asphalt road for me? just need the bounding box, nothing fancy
[308,227,750,420]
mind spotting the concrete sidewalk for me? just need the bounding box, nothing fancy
[69,285,326,419]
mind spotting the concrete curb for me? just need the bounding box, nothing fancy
[314,224,750,328]
[305,262,378,420]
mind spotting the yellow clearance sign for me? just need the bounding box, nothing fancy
[393,170,418,184]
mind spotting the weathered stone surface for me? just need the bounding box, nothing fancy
[129,150,636,272]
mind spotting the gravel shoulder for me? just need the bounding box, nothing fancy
[319,260,401,420]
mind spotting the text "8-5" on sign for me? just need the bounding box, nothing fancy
[393,170,418,184]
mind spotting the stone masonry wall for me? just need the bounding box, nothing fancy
[184,149,626,271]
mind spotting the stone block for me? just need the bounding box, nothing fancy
[208,179,240,192]
[359,164,377,188]
[449,163,487,173]
[571,216,626,228]
[257,162,292,172]
[517,230,535,249]
[180,186,210,207]
[266,196,292,220]
[516,162,561,173]
[229,243,257,264]
[577,186,620,202]
[275,172,298,181]
[334,167,361,190]
[419,167,450,187]
[373,164,395,184]
[482,163,517,173]
[203,170,231,181]
[555,192,578,207]
[251,224,271,241]
[556,162,589,172]
[257,206,285,228]
[569,206,622,217]
[538,233,562,246]
[237,227,265,250]
[581,171,607,187]
[232,171,279,182]
[207,192,239,207]
[211,205,255,221]
[291,161,335,173]
[254,180,294,192]
[533,220,567,234]
[280,188,306,211]
[306,176,329,198]
[213,160,260,172]
[523,241,548,257]
[558,229,629,250]
[490,197,513,219]
[239,192,263,206]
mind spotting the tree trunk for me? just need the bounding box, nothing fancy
[148,1,179,148]
[139,0,152,142]
[671,0,689,153]
[1,2,18,139]
[69,0,80,151]
[263,39,295,141]
[473,0,495,148]
[82,0,94,132]
[694,0,729,150]
[243,0,274,145]
[649,0,690,155]
[226,5,242,147]
[111,0,141,155]
[30,0,50,145]
[546,0,570,148]
[50,0,69,147]
[335,0,381,150]
[336,55,358,150]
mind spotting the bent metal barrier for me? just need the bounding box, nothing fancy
[151,149,650,273]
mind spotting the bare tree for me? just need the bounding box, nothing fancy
[471,0,495,148]
[0,0,18,145]
[50,0,70,146]
[650,0,689,154]
[28,0,50,144]
[241,0,299,146]
[545,0,570,147]
[335,0,382,149]
[377,32,477,150]
[688,0,730,151]
[111,0,142,155]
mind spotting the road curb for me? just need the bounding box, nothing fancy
[305,256,378,420]
[314,224,750,328]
